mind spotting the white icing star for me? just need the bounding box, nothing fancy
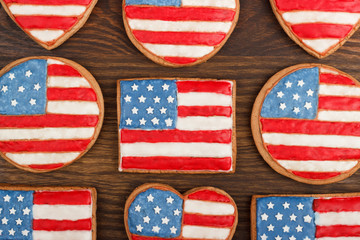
[8,73,15,80]
[304,102,312,110]
[154,206,161,214]
[1,217,8,225]
[298,80,305,87]
[293,107,300,114]
[165,118,173,127]
[297,203,304,210]
[139,118,146,125]
[167,96,175,103]
[174,209,181,216]
[124,95,131,102]
[1,85,8,93]
[304,237,311,240]
[135,205,141,212]
[166,196,174,204]
[151,117,159,125]
[290,213,297,221]
[29,98,36,105]
[147,194,154,202]
[267,224,274,231]
[162,83,170,91]
[22,230,29,236]
[170,226,177,234]
[160,107,167,114]
[275,212,283,221]
[9,208,16,215]
[303,215,312,223]
[283,202,290,209]
[267,202,274,209]
[23,207,30,215]
[25,70,32,77]
[293,93,300,101]
[11,99,18,107]
[125,118,132,125]
[136,224,143,232]
[34,83,41,91]
[138,95,146,103]
[260,233,268,240]
[146,106,154,114]
[162,217,170,225]
[3,195,10,202]
[289,236,296,240]
[277,91,284,98]
[8,228,15,236]
[143,216,150,223]
[147,84,154,91]
[131,84,138,91]
[296,225,303,232]
[18,86,25,92]
[16,218,22,225]
[283,225,290,233]
[152,225,160,233]
[275,236,282,240]
[307,89,314,96]
[279,103,286,110]
[153,96,161,103]
[285,81,292,88]
[261,213,268,221]
[132,107,139,114]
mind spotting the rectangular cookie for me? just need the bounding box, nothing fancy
[252,193,360,240]
[117,78,236,173]
[0,185,96,239]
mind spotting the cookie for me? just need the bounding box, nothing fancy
[0,185,96,239]
[252,193,360,240]
[270,0,360,58]
[125,183,238,240]
[0,0,97,50]
[117,78,236,173]
[123,0,240,67]
[0,57,104,172]
[252,64,360,184]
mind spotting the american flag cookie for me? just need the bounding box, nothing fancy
[252,193,360,240]
[125,183,238,240]
[252,64,360,184]
[270,0,360,58]
[0,57,104,172]
[122,0,240,67]
[117,78,236,173]
[0,185,96,240]
[0,0,97,50]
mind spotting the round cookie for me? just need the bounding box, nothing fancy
[0,56,104,172]
[252,64,360,184]
[123,0,240,67]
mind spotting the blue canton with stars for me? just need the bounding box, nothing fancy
[0,190,33,240]
[256,197,316,240]
[120,79,177,130]
[128,188,183,238]
[261,67,319,119]
[0,59,47,115]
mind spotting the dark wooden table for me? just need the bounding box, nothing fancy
[2,0,360,239]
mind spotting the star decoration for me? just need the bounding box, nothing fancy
[174,209,181,216]
[267,224,274,231]
[293,107,300,114]
[152,225,160,233]
[135,205,141,212]
[290,213,297,221]
[29,98,36,105]
[143,216,150,223]
[18,86,25,92]
[22,230,29,236]
[138,95,146,103]
[275,236,282,240]
[166,196,174,204]
[9,207,16,215]
[136,224,143,232]
[124,95,131,102]
[160,107,167,114]
[283,202,290,209]
[147,84,154,91]
[1,85,8,93]
[151,117,159,125]
[162,84,169,91]
[165,118,173,127]
[153,96,161,103]
[303,215,312,223]
[277,91,284,98]
[275,212,283,221]
[297,203,304,210]
[34,83,41,91]
[3,195,10,202]
[8,228,15,236]
[1,217,8,225]
[296,225,303,232]
[267,202,274,209]
[307,89,314,96]
[139,118,146,125]
[304,237,311,240]
[23,207,31,215]
[285,81,292,88]
[25,70,32,77]
[304,102,312,110]
[131,84,139,91]
[147,194,154,202]
[16,218,22,225]
[279,103,286,110]
[146,106,154,114]
[293,93,300,101]
[298,80,305,87]
[289,235,296,240]
[167,96,175,103]
[154,206,161,214]
[11,99,18,107]
[8,73,15,80]
[132,107,139,114]
[283,225,290,233]
[260,233,268,240]
[162,217,170,225]
[125,118,132,125]
[170,226,177,234]
[261,213,268,221]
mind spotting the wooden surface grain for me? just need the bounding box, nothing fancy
[2,0,360,239]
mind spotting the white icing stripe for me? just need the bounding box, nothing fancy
[178,92,232,106]
[177,116,232,130]
[182,226,230,240]
[9,4,86,16]
[143,44,214,58]
[121,143,232,157]
[47,59,65,65]
[282,11,360,25]
[29,30,64,42]
[5,152,81,165]
[47,76,91,88]
[128,19,232,33]
[184,199,235,215]
[0,127,95,140]
[318,110,360,122]
[315,212,360,226]
[320,68,339,75]
[47,101,99,115]
[33,205,92,220]
[302,39,340,54]
[262,133,360,149]
[277,160,358,172]
[182,0,236,9]
[319,84,360,97]
[33,230,92,240]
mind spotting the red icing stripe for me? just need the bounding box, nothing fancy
[177,81,232,95]
[120,129,232,143]
[319,96,360,111]
[291,23,353,39]
[0,140,91,152]
[320,73,355,85]
[121,157,232,171]
[34,190,92,205]
[183,214,235,227]
[316,225,360,238]
[47,64,82,77]
[28,163,64,170]
[47,88,97,101]
[275,0,360,12]
[0,115,98,128]
[178,106,232,117]
[314,197,360,212]
[15,16,78,30]
[261,119,360,136]
[163,57,197,65]
[133,30,226,46]
[125,6,236,21]
[291,171,342,179]
[187,189,231,202]
[267,145,360,161]
[33,219,92,231]
[3,0,91,4]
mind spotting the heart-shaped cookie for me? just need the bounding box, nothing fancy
[123,0,240,67]
[0,0,97,50]
[252,64,360,184]
[0,56,104,172]
[270,0,360,58]
[125,183,238,239]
